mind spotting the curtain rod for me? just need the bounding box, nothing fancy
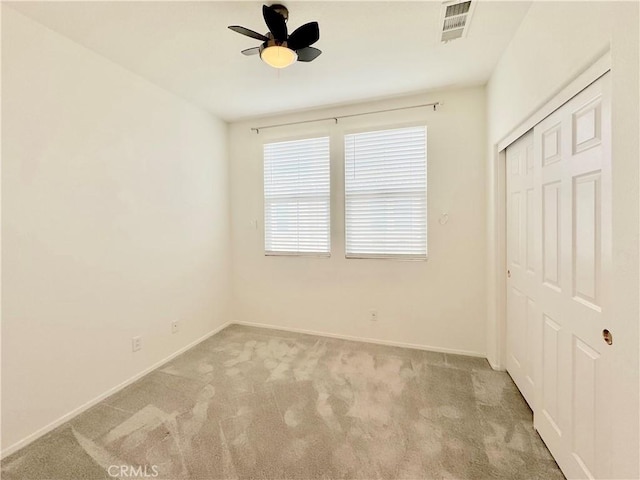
[250,101,441,134]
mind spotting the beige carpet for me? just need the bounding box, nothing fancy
[1,324,564,479]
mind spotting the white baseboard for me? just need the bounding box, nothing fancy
[0,321,231,459]
[488,359,506,372]
[232,320,487,358]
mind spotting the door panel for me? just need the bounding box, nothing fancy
[573,173,600,307]
[572,337,599,474]
[542,124,561,165]
[526,188,535,272]
[511,191,522,266]
[506,74,628,479]
[532,75,611,479]
[542,182,561,289]
[542,314,561,433]
[506,130,536,407]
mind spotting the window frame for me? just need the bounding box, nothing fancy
[342,123,428,261]
[262,133,332,257]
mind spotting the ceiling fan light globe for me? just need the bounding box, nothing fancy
[260,45,297,68]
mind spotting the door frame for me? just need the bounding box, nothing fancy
[488,49,612,370]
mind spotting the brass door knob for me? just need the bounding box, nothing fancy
[602,329,613,345]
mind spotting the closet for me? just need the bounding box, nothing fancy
[505,74,614,479]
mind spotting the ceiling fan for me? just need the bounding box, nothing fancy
[228,4,321,69]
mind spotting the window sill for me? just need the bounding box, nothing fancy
[265,252,331,258]
[345,254,428,261]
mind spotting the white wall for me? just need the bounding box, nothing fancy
[1,7,231,453]
[229,87,487,356]
[486,2,639,476]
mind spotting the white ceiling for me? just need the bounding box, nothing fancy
[8,1,531,122]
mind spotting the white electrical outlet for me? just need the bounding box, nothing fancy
[132,336,142,352]
[369,310,378,321]
[171,320,180,334]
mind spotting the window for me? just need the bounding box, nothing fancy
[264,136,330,255]
[345,126,427,259]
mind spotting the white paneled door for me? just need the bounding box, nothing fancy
[507,74,618,479]
[506,130,536,408]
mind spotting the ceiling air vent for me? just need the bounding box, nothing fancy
[439,0,475,43]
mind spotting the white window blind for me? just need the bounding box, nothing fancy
[345,126,427,259]
[264,137,330,255]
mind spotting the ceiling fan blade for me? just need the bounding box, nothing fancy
[296,46,322,62]
[262,5,287,41]
[287,22,319,50]
[241,47,261,56]
[228,25,268,41]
